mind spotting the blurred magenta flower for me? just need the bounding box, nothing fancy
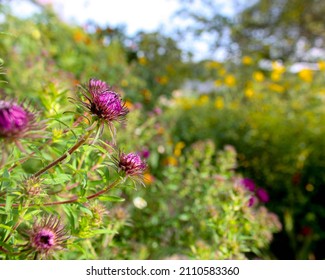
[0,100,36,140]
[140,148,150,159]
[240,178,256,192]
[153,107,162,115]
[248,196,257,207]
[256,188,269,203]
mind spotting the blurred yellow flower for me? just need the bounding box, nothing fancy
[218,68,226,76]
[214,96,224,109]
[73,30,87,43]
[157,76,169,85]
[305,184,314,192]
[124,100,134,110]
[156,126,165,135]
[318,61,325,71]
[271,72,282,81]
[176,97,195,110]
[144,172,155,185]
[242,56,253,65]
[268,83,285,93]
[253,71,265,82]
[197,95,209,106]
[206,61,221,69]
[138,56,147,65]
[121,79,129,87]
[163,156,178,166]
[174,141,186,157]
[31,29,41,40]
[214,79,222,87]
[52,128,63,141]
[245,88,254,98]
[225,75,236,87]
[298,69,313,83]
[271,61,285,81]
[272,61,286,73]
[141,89,152,101]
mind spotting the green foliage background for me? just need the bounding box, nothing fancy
[1,0,324,260]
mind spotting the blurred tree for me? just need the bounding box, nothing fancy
[232,0,325,61]
[176,0,325,61]
[131,31,191,107]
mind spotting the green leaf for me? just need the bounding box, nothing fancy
[0,169,10,190]
[5,196,15,213]
[24,210,43,221]
[43,174,72,185]
[99,196,125,202]
[77,204,93,216]
[0,223,13,231]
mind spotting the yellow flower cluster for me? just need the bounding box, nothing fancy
[214,97,224,109]
[271,62,286,81]
[242,56,253,65]
[174,141,186,157]
[298,69,313,83]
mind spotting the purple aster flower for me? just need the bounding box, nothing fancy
[80,78,129,124]
[28,215,69,258]
[114,151,147,184]
[256,188,269,203]
[118,152,147,176]
[240,178,256,192]
[0,100,36,139]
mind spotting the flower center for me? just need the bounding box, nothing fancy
[35,229,55,249]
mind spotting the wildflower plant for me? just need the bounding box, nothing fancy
[0,78,147,259]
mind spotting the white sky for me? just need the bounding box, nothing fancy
[12,0,234,60]
[31,0,182,34]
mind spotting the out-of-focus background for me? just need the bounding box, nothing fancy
[1,0,325,259]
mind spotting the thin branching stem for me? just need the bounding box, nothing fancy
[0,179,120,208]
[8,116,84,172]
[31,122,98,179]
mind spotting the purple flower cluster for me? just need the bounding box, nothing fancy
[81,78,129,123]
[239,177,269,206]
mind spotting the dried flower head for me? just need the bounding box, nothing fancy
[89,203,109,227]
[114,151,147,185]
[27,215,69,258]
[79,78,129,125]
[22,177,47,198]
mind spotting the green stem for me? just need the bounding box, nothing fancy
[32,123,97,179]
[8,117,84,172]
[3,202,30,243]
[0,180,120,208]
